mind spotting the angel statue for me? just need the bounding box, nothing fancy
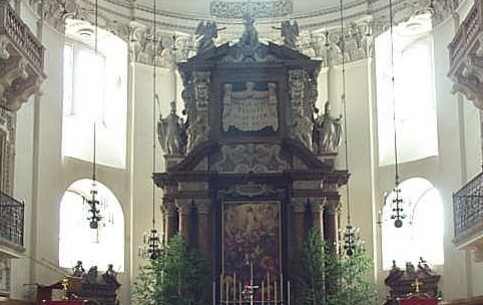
[195,20,225,54]
[313,102,342,154]
[240,13,259,48]
[157,97,185,155]
[279,20,299,49]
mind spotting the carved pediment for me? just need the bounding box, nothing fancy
[179,42,320,72]
[154,139,337,185]
[210,143,289,173]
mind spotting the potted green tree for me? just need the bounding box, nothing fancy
[293,230,380,305]
[132,234,210,305]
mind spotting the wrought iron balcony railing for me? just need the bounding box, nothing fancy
[0,191,24,248]
[452,172,483,246]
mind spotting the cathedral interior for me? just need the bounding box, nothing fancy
[1,0,483,304]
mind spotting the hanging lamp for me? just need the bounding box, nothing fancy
[338,0,361,257]
[139,0,161,260]
[388,0,405,228]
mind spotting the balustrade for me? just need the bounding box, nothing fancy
[452,172,483,262]
[1,0,44,73]
[0,191,24,248]
[0,0,45,111]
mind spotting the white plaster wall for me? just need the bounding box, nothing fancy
[130,62,159,288]
[6,0,483,302]
[12,96,35,300]
[130,62,174,285]
[433,11,474,300]
[8,9,133,305]
[31,20,65,286]
[334,59,378,267]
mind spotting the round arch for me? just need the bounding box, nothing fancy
[381,177,444,270]
[59,179,124,272]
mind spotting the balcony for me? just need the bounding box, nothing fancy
[0,0,45,112]
[448,0,483,110]
[452,172,483,262]
[0,191,25,258]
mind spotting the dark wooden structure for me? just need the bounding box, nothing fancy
[36,274,119,305]
[384,260,441,305]
[154,21,348,305]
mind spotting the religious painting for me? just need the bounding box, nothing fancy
[221,200,282,302]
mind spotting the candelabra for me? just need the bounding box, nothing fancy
[86,186,102,229]
[342,224,361,256]
[139,229,162,260]
[391,185,405,228]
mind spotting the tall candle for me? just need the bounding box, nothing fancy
[280,273,283,303]
[267,272,270,300]
[250,262,254,305]
[226,278,229,303]
[287,281,290,305]
[274,280,277,303]
[261,281,264,305]
[220,274,223,302]
[234,272,237,301]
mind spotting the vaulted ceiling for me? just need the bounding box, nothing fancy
[59,0,452,66]
[143,0,350,18]
[71,0,442,34]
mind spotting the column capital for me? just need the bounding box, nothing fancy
[309,197,326,212]
[176,199,193,215]
[291,197,308,213]
[324,199,341,215]
[162,201,176,217]
[194,199,211,214]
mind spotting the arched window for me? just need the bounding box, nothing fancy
[381,177,444,269]
[62,19,127,168]
[375,16,438,166]
[59,179,124,272]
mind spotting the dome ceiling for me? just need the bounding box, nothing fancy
[61,0,452,67]
[148,0,348,19]
[69,0,446,37]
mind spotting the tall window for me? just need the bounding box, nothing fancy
[59,179,124,272]
[0,259,10,297]
[62,20,127,168]
[375,16,438,166]
[0,131,5,193]
[381,177,444,269]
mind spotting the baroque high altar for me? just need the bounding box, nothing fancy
[154,16,348,305]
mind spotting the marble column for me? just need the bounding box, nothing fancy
[323,199,340,253]
[162,201,177,241]
[291,198,308,258]
[176,198,193,242]
[194,199,211,260]
[310,197,325,234]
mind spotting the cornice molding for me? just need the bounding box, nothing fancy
[22,0,457,67]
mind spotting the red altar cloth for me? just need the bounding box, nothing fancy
[400,298,438,305]
[44,301,85,305]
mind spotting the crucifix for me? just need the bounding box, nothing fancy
[61,277,70,300]
[242,261,259,305]
[412,277,423,293]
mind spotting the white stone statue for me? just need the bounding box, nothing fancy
[157,99,185,155]
[313,102,342,153]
